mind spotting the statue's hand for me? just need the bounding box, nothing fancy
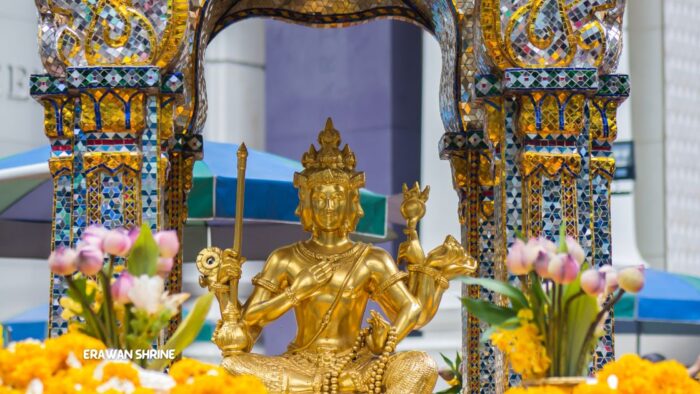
[290,259,334,300]
[219,248,244,284]
[398,234,425,266]
[426,235,478,280]
[366,310,391,355]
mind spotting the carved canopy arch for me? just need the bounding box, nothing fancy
[189,0,463,135]
[35,0,464,136]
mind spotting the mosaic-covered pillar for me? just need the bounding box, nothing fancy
[589,75,629,370]
[30,68,186,336]
[451,1,629,392]
[32,0,196,337]
[163,133,201,336]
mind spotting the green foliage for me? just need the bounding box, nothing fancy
[479,316,520,343]
[148,293,214,371]
[127,224,159,277]
[558,224,568,253]
[461,298,517,326]
[563,274,599,375]
[461,277,529,310]
[436,351,463,394]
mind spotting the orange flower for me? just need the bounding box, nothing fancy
[100,362,140,384]
[168,358,221,384]
[591,354,700,394]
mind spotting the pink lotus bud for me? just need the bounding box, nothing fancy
[523,239,544,266]
[580,269,606,296]
[76,245,104,276]
[538,238,557,254]
[81,225,108,249]
[618,267,645,293]
[127,227,140,246]
[111,272,134,304]
[154,231,180,258]
[534,250,552,278]
[599,265,619,294]
[506,239,532,275]
[48,247,78,276]
[157,257,174,276]
[548,253,580,284]
[103,229,132,257]
[565,236,585,265]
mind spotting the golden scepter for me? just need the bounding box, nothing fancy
[196,143,252,356]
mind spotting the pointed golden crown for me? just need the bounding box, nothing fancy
[294,118,365,189]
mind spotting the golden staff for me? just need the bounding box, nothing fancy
[195,143,252,356]
[229,143,248,309]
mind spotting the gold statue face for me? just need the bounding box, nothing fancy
[310,183,348,232]
[294,118,365,236]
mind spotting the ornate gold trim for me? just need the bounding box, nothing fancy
[83,152,142,173]
[48,157,73,176]
[519,151,582,177]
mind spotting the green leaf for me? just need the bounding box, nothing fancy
[461,277,529,310]
[563,275,598,376]
[147,293,214,371]
[440,353,455,370]
[528,273,550,336]
[127,224,159,277]
[461,298,517,326]
[479,316,520,343]
[558,223,568,253]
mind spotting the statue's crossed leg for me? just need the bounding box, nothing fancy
[223,349,437,393]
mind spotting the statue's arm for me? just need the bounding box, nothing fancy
[367,249,421,342]
[241,251,295,329]
[400,234,476,329]
[406,265,446,329]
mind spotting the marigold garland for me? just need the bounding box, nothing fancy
[503,354,700,394]
[0,333,267,393]
[169,358,267,394]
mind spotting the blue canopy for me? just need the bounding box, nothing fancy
[0,142,387,237]
[615,268,700,323]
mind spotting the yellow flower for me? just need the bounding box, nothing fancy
[67,322,82,333]
[505,387,567,394]
[45,331,106,366]
[59,297,82,320]
[169,358,221,384]
[592,354,700,394]
[85,279,98,296]
[86,279,104,310]
[517,309,534,321]
[169,358,267,394]
[100,362,140,384]
[572,382,615,394]
[43,364,98,393]
[490,323,550,380]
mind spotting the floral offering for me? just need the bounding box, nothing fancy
[47,224,213,370]
[462,225,646,379]
[0,332,266,393]
[504,354,700,394]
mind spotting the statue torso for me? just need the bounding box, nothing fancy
[277,241,376,353]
